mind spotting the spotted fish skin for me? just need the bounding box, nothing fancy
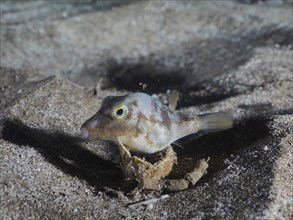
[81,92,233,154]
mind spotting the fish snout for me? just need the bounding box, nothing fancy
[80,117,98,140]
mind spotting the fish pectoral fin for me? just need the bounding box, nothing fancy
[168,89,180,111]
[171,142,184,149]
[118,140,132,157]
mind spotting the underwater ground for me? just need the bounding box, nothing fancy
[1,1,292,219]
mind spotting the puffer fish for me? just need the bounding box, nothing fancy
[81,92,233,154]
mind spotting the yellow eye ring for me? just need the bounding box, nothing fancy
[113,104,128,119]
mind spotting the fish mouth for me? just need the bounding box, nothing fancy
[80,126,97,142]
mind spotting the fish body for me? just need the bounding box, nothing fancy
[81,92,233,154]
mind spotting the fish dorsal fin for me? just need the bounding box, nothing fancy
[168,89,179,111]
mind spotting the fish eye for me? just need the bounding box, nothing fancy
[113,104,128,119]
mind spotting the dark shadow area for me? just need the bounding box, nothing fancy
[100,33,256,95]
[102,60,186,94]
[1,118,125,194]
[174,115,287,218]
[98,27,292,106]
[178,89,240,108]
[168,117,273,182]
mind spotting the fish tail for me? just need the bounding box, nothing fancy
[198,112,233,131]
